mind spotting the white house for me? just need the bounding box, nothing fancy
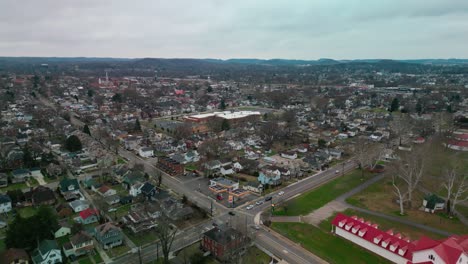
[220,166,235,176]
[0,195,12,213]
[31,240,62,264]
[129,182,144,197]
[69,200,90,213]
[280,151,297,160]
[54,223,71,238]
[138,147,154,158]
[233,162,243,172]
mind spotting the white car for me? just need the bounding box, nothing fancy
[108,208,117,212]
[335,170,340,174]
[278,191,284,196]
[255,201,264,205]
[246,205,254,210]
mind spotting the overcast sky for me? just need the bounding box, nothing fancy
[1,0,468,59]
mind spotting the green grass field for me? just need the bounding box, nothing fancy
[273,169,374,216]
[271,222,390,264]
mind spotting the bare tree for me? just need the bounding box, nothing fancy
[365,144,385,171]
[391,172,407,215]
[388,148,426,208]
[451,175,467,216]
[155,220,178,264]
[389,114,413,146]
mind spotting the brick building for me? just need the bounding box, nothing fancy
[157,156,184,176]
[201,227,246,261]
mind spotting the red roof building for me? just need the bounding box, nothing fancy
[331,213,467,264]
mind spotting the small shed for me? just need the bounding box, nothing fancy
[423,194,445,213]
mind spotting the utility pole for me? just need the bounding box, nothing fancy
[138,246,142,264]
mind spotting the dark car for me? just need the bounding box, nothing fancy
[228,211,235,216]
[264,196,272,201]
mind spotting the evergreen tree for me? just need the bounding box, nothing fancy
[219,99,226,110]
[416,101,423,115]
[87,89,94,97]
[134,118,142,132]
[83,124,91,136]
[22,145,36,168]
[390,98,400,112]
[65,135,82,152]
[221,119,230,131]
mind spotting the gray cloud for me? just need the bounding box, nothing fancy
[1,0,467,59]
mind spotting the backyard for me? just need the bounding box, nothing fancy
[273,169,374,216]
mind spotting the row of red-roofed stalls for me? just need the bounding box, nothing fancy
[332,213,414,264]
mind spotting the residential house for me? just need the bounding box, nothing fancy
[97,185,116,197]
[243,182,263,194]
[76,208,99,225]
[280,151,297,160]
[119,196,133,205]
[204,160,222,171]
[0,248,30,264]
[129,182,144,197]
[122,209,158,233]
[140,182,157,199]
[105,194,120,205]
[157,156,184,176]
[46,163,63,178]
[94,223,123,249]
[59,178,80,195]
[54,220,71,238]
[25,186,56,206]
[138,147,154,158]
[31,240,62,264]
[11,169,30,183]
[232,162,243,172]
[423,194,445,213]
[220,166,234,176]
[69,200,90,213]
[201,227,246,261]
[184,150,200,163]
[56,203,73,218]
[258,171,281,186]
[0,194,12,213]
[63,231,94,258]
[0,173,8,188]
[124,136,139,151]
[160,197,194,221]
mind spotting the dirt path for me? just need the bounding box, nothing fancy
[302,201,349,226]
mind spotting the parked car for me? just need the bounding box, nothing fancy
[278,191,284,196]
[265,196,272,201]
[256,201,264,205]
[246,205,254,210]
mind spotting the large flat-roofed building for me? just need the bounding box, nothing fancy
[184,111,261,132]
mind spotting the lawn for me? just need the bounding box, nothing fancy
[242,246,272,264]
[346,178,468,235]
[184,164,198,171]
[117,158,127,164]
[273,169,374,216]
[172,243,218,264]
[1,182,28,192]
[271,222,390,264]
[123,229,159,246]
[106,244,131,258]
[18,206,39,218]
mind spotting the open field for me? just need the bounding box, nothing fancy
[271,221,390,264]
[273,169,374,216]
[346,178,467,235]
